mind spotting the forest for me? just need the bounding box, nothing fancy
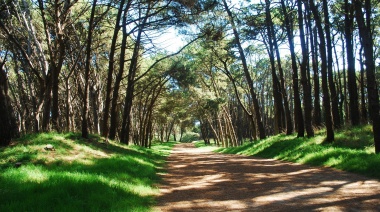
[0,0,379,152]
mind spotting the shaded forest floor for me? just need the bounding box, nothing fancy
[155,143,380,211]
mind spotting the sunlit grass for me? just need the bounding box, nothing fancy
[214,125,380,179]
[0,132,175,211]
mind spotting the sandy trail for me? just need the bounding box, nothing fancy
[155,143,380,211]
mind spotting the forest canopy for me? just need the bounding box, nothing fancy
[0,0,379,152]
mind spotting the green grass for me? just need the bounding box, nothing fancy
[0,132,175,211]
[214,125,380,179]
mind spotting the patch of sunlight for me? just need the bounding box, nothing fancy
[99,176,158,196]
[61,171,94,182]
[60,153,95,165]
[133,157,154,167]
[311,135,325,145]
[79,145,110,158]
[130,184,158,196]
[23,166,49,183]
[325,155,344,166]
[254,186,333,202]
[52,135,67,142]
[365,146,375,154]
[298,147,338,164]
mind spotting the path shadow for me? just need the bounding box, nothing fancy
[155,143,380,211]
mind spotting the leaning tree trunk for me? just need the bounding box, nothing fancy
[120,3,151,144]
[222,0,266,139]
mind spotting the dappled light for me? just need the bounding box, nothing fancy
[156,143,380,211]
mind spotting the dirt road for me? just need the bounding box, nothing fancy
[155,143,380,211]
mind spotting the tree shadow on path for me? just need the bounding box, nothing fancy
[155,143,380,211]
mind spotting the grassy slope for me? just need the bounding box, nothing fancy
[0,132,174,211]
[213,125,380,179]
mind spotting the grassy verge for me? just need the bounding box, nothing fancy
[212,125,380,179]
[0,132,175,211]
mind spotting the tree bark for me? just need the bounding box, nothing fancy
[323,0,341,129]
[265,0,285,134]
[354,0,380,153]
[297,0,314,137]
[280,0,304,137]
[102,0,128,137]
[81,0,97,139]
[120,3,151,144]
[309,0,334,142]
[345,0,360,126]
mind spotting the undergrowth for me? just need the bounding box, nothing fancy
[0,132,174,211]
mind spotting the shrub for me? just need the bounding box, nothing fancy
[181,132,200,143]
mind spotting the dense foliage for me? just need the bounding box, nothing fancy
[0,0,379,152]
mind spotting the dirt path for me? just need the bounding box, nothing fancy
[154,143,380,211]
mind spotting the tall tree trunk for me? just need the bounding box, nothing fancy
[308,16,322,127]
[340,34,349,124]
[309,0,334,142]
[108,1,133,140]
[222,0,266,139]
[102,0,128,137]
[280,0,304,137]
[120,3,151,144]
[323,0,341,129]
[81,0,97,138]
[345,0,360,126]
[265,0,284,134]
[354,0,380,153]
[271,17,293,135]
[41,79,52,131]
[359,47,368,123]
[297,0,314,137]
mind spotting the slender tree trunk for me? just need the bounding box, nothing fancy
[323,0,341,129]
[41,79,52,131]
[265,0,284,134]
[340,34,349,124]
[297,0,314,137]
[120,4,151,144]
[102,0,127,137]
[345,0,360,126]
[81,0,97,138]
[306,6,322,127]
[272,21,293,135]
[281,0,304,137]
[309,0,334,142]
[359,47,368,123]
[109,1,133,140]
